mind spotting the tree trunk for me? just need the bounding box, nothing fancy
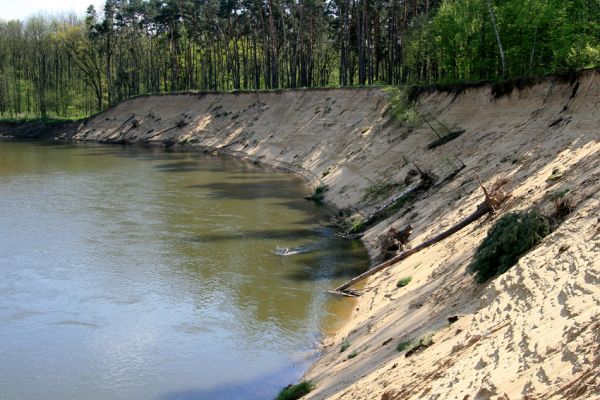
[487,0,506,78]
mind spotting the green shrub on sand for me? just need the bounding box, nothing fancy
[275,381,315,400]
[469,210,550,283]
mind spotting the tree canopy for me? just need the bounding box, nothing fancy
[1,0,599,118]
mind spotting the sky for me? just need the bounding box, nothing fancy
[0,0,105,21]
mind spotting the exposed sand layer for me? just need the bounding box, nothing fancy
[60,71,599,399]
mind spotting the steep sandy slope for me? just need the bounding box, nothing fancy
[70,71,599,399]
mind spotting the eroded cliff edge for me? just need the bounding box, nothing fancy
[57,72,599,399]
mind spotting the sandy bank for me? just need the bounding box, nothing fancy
[55,73,600,398]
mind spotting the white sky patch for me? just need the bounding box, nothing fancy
[0,0,105,21]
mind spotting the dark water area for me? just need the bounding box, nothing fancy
[0,142,368,400]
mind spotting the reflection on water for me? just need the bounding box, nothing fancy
[0,142,368,400]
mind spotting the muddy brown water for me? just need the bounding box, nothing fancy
[0,141,368,400]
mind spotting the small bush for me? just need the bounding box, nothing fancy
[396,340,413,352]
[396,276,412,288]
[276,381,315,400]
[469,210,550,283]
[418,333,434,347]
[340,338,351,353]
[347,350,359,359]
[306,184,328,203]
[384,86,421,125]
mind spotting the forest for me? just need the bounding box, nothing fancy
[0,0,599,118]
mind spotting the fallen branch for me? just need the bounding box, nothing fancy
[352,162,465,235]
[104,115,135,139]
[330,178,510,296]
[145,124,181,140]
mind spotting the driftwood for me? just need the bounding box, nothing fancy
[360,186,419,228]
[105,115,135,139]
[146,125,177,140]
[357,167,435,231]
[329,176,510,297]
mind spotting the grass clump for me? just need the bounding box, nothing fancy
[362,181,399,201]
[469,210,551,283]
[347,350,359,359]
[306,184,328,203]
[340,338,351,353]
[275,381,315,400]
[546,168,564,182]
[396,333,434,355]
[396,276,413,288]
[396,340,413,352]
[348,216,366,234]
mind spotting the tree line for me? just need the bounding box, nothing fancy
[1,0,599,118]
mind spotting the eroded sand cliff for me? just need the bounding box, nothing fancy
[67,71,599,399]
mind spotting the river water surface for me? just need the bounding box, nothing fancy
[0,142,368,400]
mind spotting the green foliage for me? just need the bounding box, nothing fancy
[363,181,399,201]
[347,350,359,359]
[340,338,351,353]
[2,0,600,119]
[306,184,328,203]
[469,210,551,283]
[275,381,315,400]
[405,0,600,83]
[396,340,413,352]
[0,116,78,125]
[396,276,413,288]
[384,87,421,125]
[546,168,564,182]
[384,193,416,218]
[550,188,570,201]
[396,333,434,354]
[418,333,434,348]
[348,217,365,235]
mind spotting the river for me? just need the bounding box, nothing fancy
[0,141,368,400]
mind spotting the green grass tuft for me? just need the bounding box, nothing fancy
[362,181,400,202]
[275,381,315,400]
[340,338,351,353]
[307,184,328,203]
[384,192,415,217]
[396,276,413,288]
